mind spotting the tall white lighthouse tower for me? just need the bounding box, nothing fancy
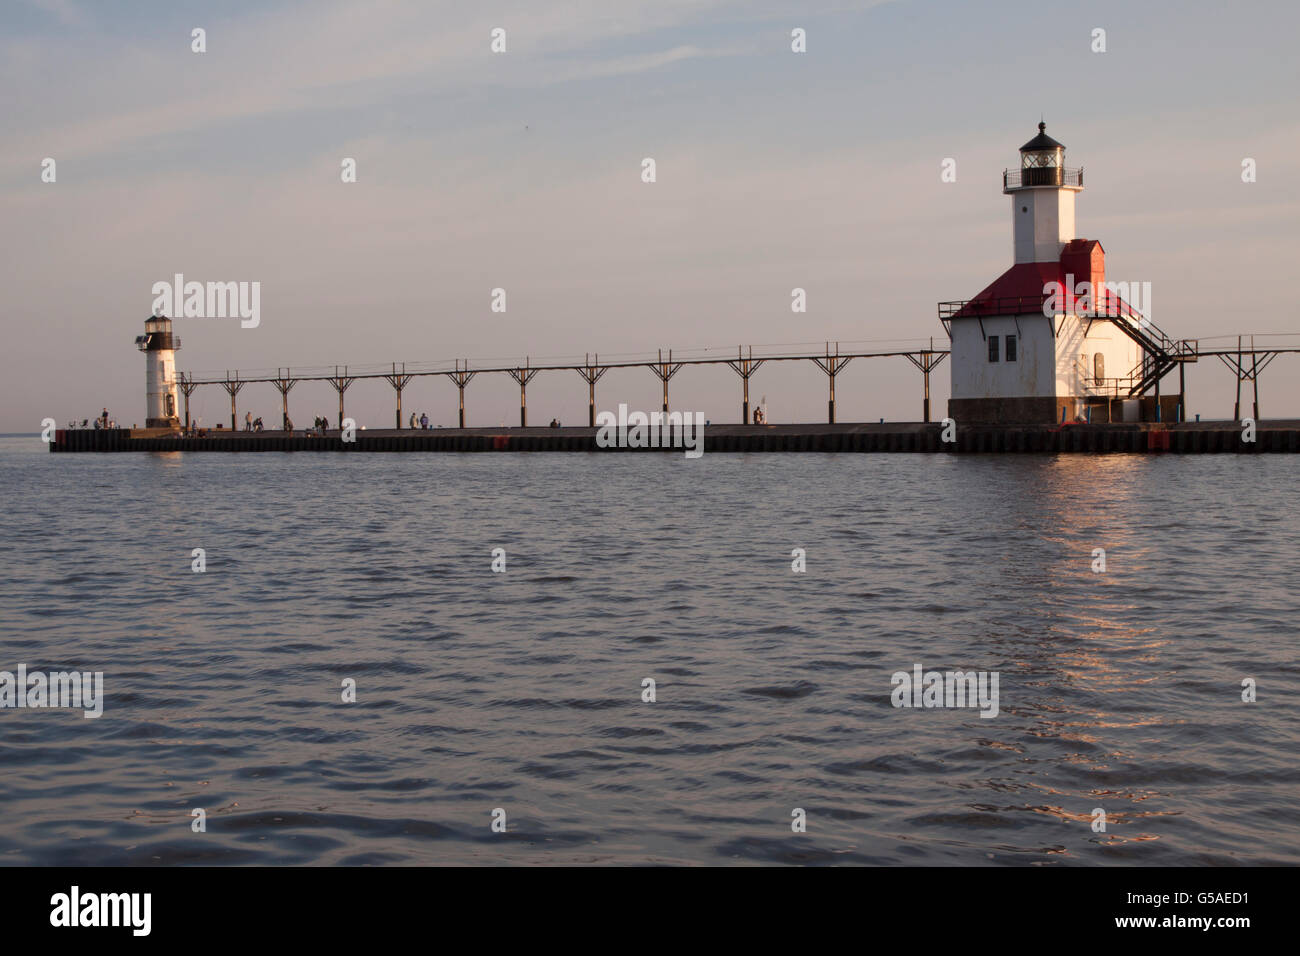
[1010,122,1081,264]
[939,122,1153,424]
[134,315,181,428]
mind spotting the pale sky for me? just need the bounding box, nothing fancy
[2,0,1298,431]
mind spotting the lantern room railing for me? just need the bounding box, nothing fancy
[1003,167,1083,190]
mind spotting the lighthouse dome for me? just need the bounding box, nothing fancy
[1020,121,1064,154]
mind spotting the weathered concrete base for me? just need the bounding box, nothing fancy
[949,397,1061,424]
[48,422,1300,454]
[950,394,1187,425]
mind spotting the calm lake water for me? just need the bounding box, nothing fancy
[1,435,1297,865]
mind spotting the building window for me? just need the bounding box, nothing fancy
[1093,352,1105,382]
[1005,334,1017,362]
[988,335,999,362]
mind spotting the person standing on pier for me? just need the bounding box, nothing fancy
[420,412,428,429]
[245,411,253,431]
[409,412,416,429]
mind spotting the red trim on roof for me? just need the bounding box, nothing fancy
[950,240,1133,318]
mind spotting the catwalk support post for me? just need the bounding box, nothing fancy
[575,354,609,427]
[446,360,477,429]
[221,374,245,430]
[904,340,947,423]
[178,373,200,432]
[726,346,765,424]
[812,343,852,424]
[328,365,355,430]
[384,363,412,429]
[273,369,296,431]
[507,359,539,427]
[647,349,683,415]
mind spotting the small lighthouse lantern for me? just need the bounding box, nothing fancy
[135,314,182,428]
[1005,121,1082,190]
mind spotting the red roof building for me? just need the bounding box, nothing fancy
[938,124,1169,423]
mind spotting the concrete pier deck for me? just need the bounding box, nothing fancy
[49,421,1300,453]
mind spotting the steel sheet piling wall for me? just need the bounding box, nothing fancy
[47,424,1300,454]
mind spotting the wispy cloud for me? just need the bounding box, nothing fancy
[0,0,885,179]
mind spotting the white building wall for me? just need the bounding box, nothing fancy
[146,349,179,422]
[950,314,1055,400]
[1052,315,1142,403]
[1013,188,1077,263]
[952,313,1142,409]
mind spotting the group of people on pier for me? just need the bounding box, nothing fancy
[68,407,118,430]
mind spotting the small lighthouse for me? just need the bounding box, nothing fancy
[939,122,1165,424]
[134,315,181,428]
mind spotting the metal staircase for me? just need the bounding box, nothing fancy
[1087,290,1197,397]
